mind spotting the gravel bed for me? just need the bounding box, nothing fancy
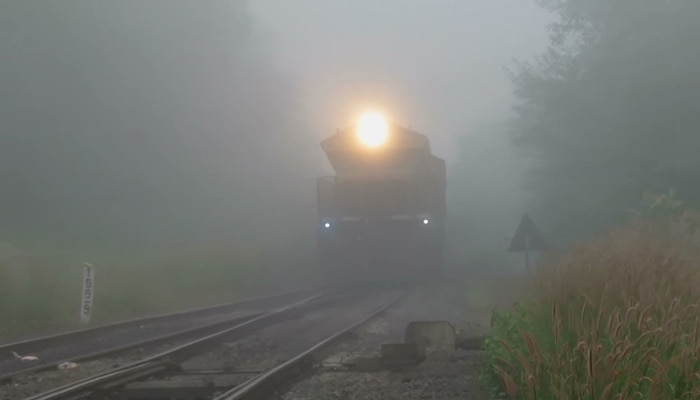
[3,358,135,400]
[280,283,493,400]
[2,291,399,400]
[282,350,484,400]
[0,311,258,376]
[2,284,491,400]
[0,329,232,400]
[0,292,315,377]
[180,291,401,373]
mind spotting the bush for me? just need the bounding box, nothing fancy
[482,212,700,399]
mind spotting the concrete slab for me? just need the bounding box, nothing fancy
[123,373,255,399]
[404,321,456,353]
[321,352,363,371]
[352,356,383,372]
[123,379,224,399]
[380,343,425,369]
[455,335,485,351]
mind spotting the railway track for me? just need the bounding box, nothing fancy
[15,288,407,400]
[0,288,320,385]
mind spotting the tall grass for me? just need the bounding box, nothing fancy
[483,211,700,399]
[0,241,294,335]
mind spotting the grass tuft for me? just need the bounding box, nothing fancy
[482,211,700,399]
[0,241,291,336]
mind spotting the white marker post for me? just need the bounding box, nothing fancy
[80,262,95,325]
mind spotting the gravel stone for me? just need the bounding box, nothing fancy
[78,291,404,400]
[281,283,492,400]
[0,337,202,400]
[0,293,315,400]
[181,291,401,373]
[2,283,496,400]
[0,291,316,380]
[284,353,484,400]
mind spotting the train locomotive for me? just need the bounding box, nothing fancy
[316,112,446,284]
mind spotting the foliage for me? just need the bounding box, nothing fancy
[510,0,700,245]
[0,1,318,258]
[629,189,685,220]
[446,122,527,272]
[482,213,700,399]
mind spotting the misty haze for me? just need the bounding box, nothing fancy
[2,1,700,398]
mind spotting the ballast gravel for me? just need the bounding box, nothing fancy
[281,282,494,400]
[284,350,485,400]
[0,337,203,400]
[0,291,314,377]
[0,291,315,400]
[180,291,401,373]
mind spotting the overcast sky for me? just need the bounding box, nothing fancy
[250,0,553,161]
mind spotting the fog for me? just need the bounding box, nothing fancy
[0,0,554,281]
[0,2,544,291]
[1,2,321,268]
[251,0,551,160]
[10,0,696,300]
[251,1,552,273]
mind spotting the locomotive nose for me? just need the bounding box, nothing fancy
[317,118,446,284]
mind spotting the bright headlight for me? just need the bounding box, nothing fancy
[356,111,388,148]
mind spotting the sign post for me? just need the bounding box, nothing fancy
[508,214,548,272]
[80,262,95,325]
[524,237,530,270]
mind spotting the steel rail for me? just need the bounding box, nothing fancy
[214,289,408,400]
[21,292,326,400]
[0,313,263,383]
[0,287,318,357]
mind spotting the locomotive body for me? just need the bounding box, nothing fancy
[316,116,446,283]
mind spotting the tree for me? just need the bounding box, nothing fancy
[510,0,700,245]
[446,122,528,273]
[0,1,318,259]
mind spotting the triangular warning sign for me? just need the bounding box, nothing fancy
[508,214,548,252]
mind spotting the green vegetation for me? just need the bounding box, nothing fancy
[0,243,298,335]
[508,0,700,246]
[475,0,700,394]
[482,206,700,399]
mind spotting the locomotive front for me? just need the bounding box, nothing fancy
[316,112,446,284]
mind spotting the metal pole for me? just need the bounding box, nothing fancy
[524,237,530,273]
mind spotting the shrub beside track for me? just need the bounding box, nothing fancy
[482,213,700,399]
